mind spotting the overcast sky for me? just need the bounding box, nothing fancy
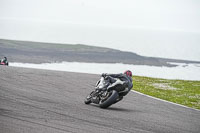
[0,0,200,61]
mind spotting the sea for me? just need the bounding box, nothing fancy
[10,62,200,81]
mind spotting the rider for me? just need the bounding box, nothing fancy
[101,70,133,101]
[0,57,8,65]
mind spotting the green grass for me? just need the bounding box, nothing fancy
[132,76,200,110]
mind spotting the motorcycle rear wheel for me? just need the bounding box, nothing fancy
[99,90,119,109]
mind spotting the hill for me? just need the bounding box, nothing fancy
[0,39,199,66]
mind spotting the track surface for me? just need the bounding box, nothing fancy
[0,66,200,133]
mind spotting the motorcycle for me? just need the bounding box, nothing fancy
[0,61,8,66]
[84,76,128,108]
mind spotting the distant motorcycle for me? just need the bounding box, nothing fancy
[84,76,128,108]
[0,61,8,66]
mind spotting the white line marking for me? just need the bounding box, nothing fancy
[131,90,200,112]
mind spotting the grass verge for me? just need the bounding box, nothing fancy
[132,76,200,110]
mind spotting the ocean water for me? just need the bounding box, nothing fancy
[10,62,200,81]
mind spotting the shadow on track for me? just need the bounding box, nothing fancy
[104,106,140,113]
[89,104,139,113]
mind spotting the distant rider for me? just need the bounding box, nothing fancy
[101,70,133,102]
[0,57,8,65]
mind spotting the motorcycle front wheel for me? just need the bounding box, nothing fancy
[84,91,94,104]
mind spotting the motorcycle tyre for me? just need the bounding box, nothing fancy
[84,91,94,104]
[99,90,119,109]
[84,98,91,104]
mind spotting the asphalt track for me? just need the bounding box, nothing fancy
[0,66,200,133]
